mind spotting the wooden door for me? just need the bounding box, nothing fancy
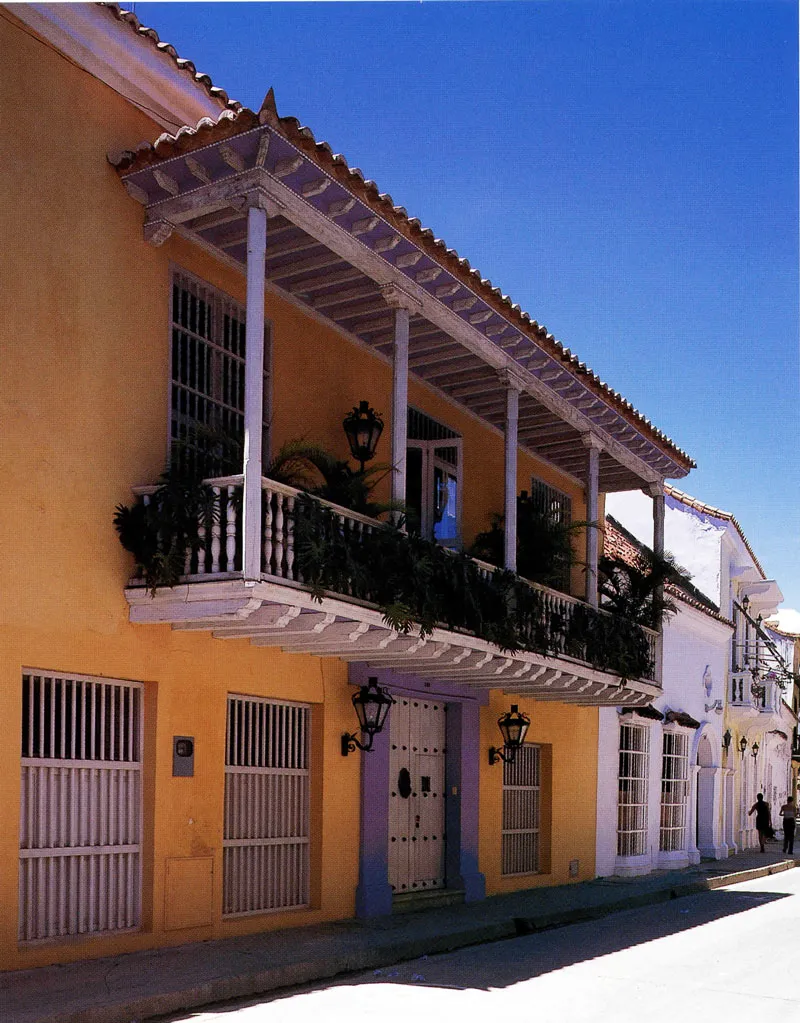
[388,697,446,894]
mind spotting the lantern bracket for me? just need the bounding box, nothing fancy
[341,676,394,756]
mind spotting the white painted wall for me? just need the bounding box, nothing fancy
[596,598,733,877]
[606,491,726,606]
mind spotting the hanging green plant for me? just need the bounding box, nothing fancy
[292,494,656,681]
[470,493,583,592]
[113,463,216,594]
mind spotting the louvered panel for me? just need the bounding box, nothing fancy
[501,744,540,875]
[223,695,310,916]
[19,673,142,942]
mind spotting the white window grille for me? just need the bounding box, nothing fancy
[19,672,143,942]
[223,695,310,916]
[171,270,270,475]
[617,722,650,857]
[501,744,541,875]
[659,730,690,852]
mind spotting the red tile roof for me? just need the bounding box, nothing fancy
[111,93,694,473]
[99,3,240,112]
[604,516,731,625]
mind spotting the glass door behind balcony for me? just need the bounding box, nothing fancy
[406,440,461,547]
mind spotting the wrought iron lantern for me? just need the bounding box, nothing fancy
[741,594,750,613]
[341,676,394,756]
[342,400,384,472]
[489,704,531,765]
[739,735,749,758]
[751,741,760,759]
[722,729,732,752]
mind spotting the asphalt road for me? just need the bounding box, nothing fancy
[161,871,800,1023]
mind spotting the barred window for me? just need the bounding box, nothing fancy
[171,270,270,476]
[659,730,689,852]
[19,672,143,941]
[501,744,540,875]
[223,695,310,916]
[529,478,572,528]
[617,722,649,857]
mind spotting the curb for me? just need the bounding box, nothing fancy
[7,860,796,1023]
[514,859,797,934]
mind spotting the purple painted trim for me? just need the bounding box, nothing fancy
[354,723,393,918]
[349,664,488,705]
[445,701,486,902]
[350,664,485,912]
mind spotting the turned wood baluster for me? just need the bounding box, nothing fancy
[226,486,237,572]
[285,495,295,580]
[263,489,274,575]
[274,494,285,578]
[210,487,222,574]
[196,500,207,574]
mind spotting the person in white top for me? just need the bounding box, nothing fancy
[778,796,797,855]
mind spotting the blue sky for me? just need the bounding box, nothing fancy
[126,1,798,607]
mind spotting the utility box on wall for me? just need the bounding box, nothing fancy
[172,735,195,777]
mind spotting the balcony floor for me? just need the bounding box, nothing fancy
[126,577,660,706]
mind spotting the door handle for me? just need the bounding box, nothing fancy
[398,767,412,799]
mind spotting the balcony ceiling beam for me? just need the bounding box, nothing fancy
[134,161,673,485]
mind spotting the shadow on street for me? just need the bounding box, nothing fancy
[168,885,790,1018]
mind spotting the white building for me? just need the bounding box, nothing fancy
[596,516,732,876]
[597,487,794,875]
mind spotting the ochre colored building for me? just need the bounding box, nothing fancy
[0,4,693,970]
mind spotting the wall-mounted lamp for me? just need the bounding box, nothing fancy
[739,735,749,759]
[741,594,750,613]
[341,677,394,756]
[342,401,384,472]
[722,729,732,752]
[751,741,760,759]
[489,704,531,766]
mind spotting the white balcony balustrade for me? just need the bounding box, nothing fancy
[126,476,660,701]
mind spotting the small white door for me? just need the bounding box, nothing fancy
[388,698,446,894]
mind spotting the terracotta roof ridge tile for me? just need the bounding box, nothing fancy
[98,3,241,112]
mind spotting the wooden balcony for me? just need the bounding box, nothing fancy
[124,476,660,706]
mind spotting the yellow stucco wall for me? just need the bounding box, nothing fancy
[1,11,602,969]
[480,692,599,891]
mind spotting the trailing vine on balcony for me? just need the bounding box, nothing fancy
[113,464,216,595]
[292,495,655,681]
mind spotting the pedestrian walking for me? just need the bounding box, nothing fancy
[749,793,772,852]
[779,796,797,855]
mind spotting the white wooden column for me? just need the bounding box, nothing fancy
[646,481,666,683]
[650,483,665,559]
[582,434,603,606]
[381,285,419,518]
[501,372,521,572]
[242,199,269,580]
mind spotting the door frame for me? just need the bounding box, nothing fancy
[351,665,486,917]
[406,437,463,547]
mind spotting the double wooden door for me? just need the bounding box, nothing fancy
[388,698,446,893]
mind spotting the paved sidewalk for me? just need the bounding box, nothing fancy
[2,847,796,1023]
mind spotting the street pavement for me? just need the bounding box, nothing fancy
[2,848,795,1023]
[162,869,800,1023]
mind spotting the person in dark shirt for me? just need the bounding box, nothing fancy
[778,796,797,855]
[748,793,772,852]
